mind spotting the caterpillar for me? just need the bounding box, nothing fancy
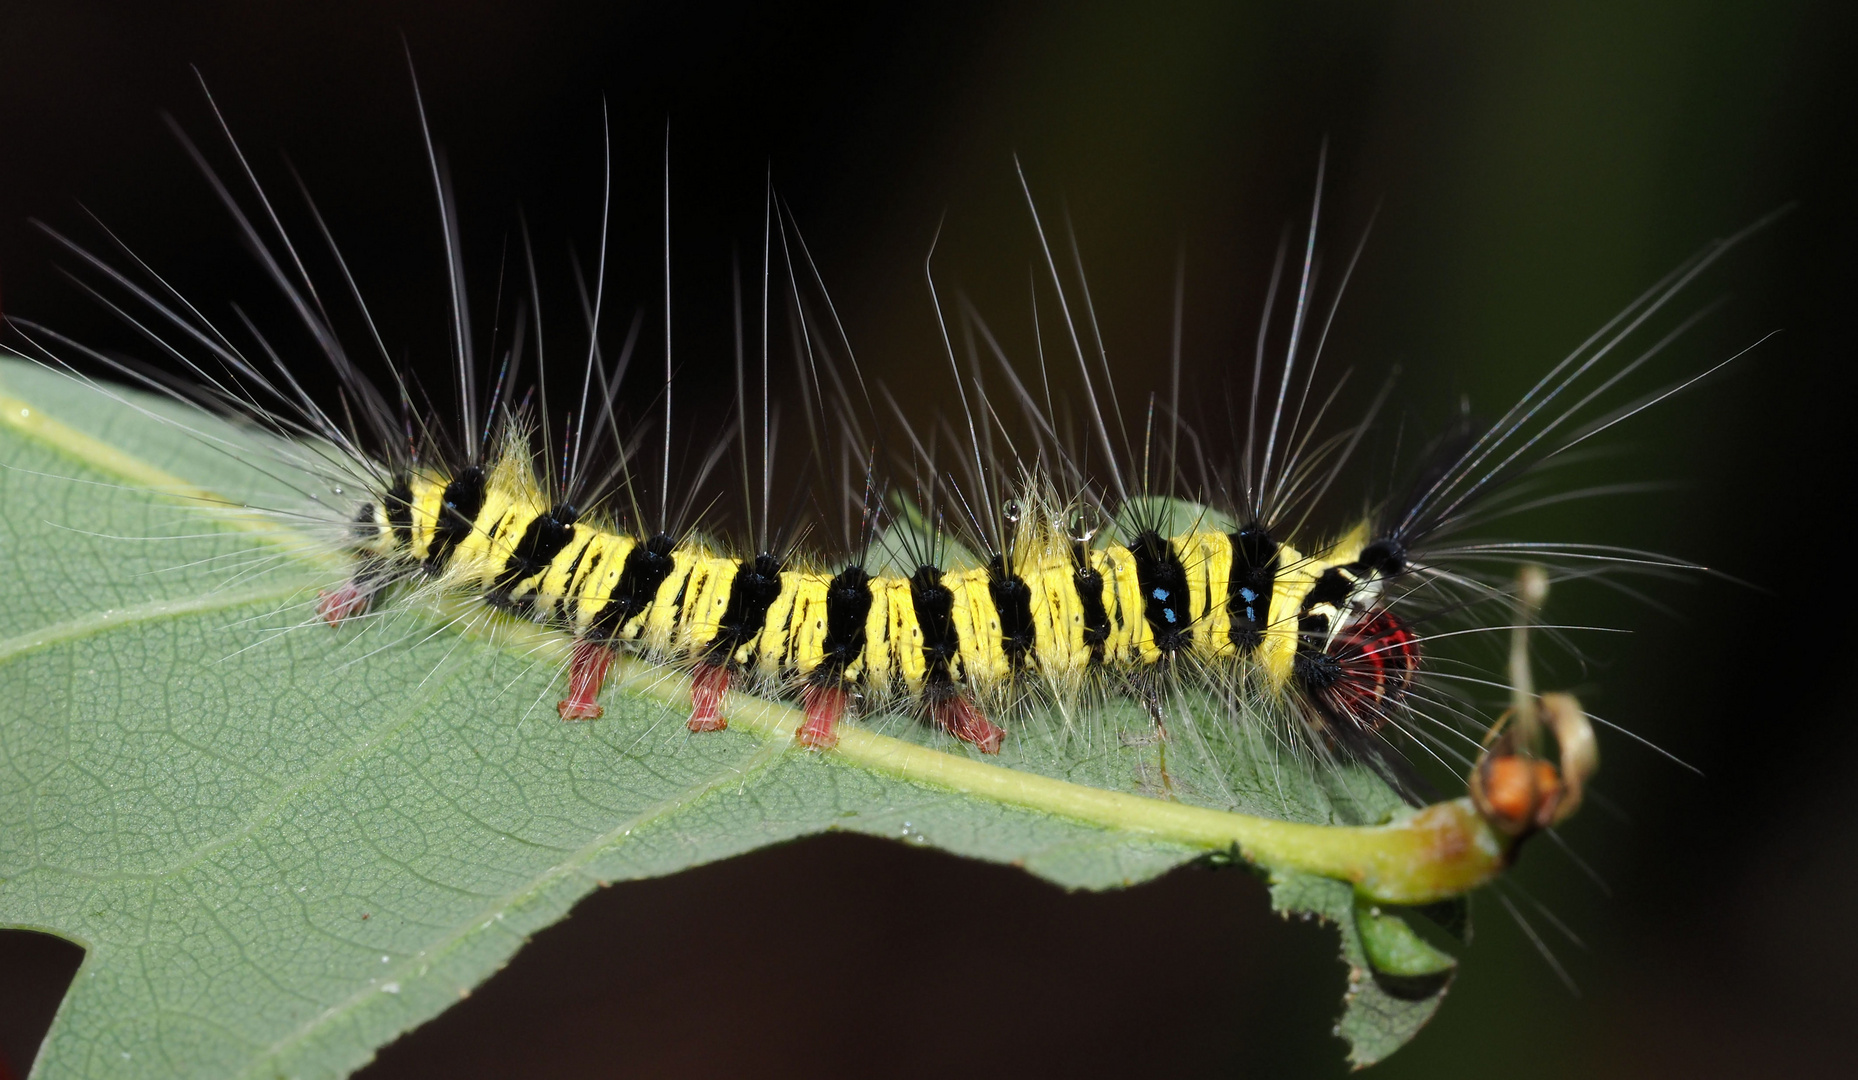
[322,433,1408,756]
[10,76,1766,840]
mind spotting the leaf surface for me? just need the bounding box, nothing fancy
[0,358,1458,1076]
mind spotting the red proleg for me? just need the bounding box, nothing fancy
[688,663,730,732]
[931,693,1004,754]
[798,683,849,749]
[557,640,615,720]
[316,581,370,627]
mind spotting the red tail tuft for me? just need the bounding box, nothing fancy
[688,663,730,732]
[1317,610,1420,733]
[557,640,615,720]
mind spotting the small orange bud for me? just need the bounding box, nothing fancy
[1482,757,1535,823]
[1471,751,1570,837]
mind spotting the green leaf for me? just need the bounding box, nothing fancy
[1268,874,1457,1068]
[1356,900,1458,980]
[0,357,1497,1076]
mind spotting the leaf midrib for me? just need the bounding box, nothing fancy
[0,587,304,665]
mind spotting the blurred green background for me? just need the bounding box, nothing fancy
[1,2,1852,1076]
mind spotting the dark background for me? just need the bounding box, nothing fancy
[2,2,1854,1077]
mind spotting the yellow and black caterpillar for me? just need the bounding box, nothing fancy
[14,84,1764,815]
[325,450,1408,755]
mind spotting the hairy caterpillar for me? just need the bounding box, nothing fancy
[8,75,1767,829]
[322,434,1408,754]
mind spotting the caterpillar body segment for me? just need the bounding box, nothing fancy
[329,465,1406,751]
